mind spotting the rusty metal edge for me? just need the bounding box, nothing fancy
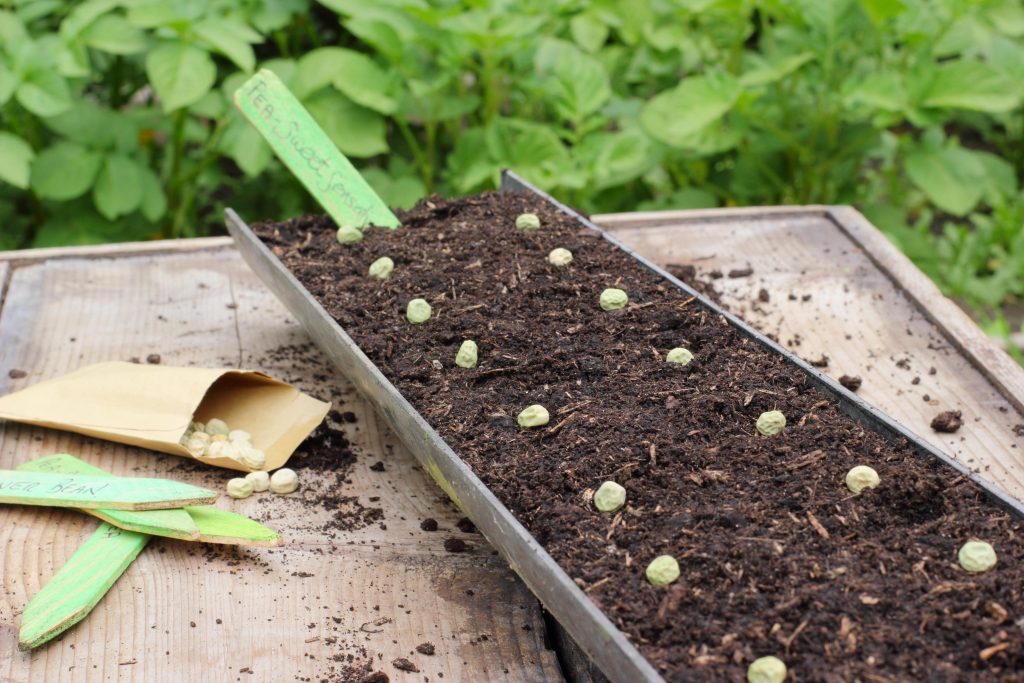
[226,170,1024,683]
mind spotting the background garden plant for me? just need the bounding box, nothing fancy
[0,0,1021,354]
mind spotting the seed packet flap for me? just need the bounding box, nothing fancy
[0,362,329,471]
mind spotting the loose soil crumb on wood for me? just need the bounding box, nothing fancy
[932,409,964,433]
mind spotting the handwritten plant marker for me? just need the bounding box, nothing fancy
[0,470,217,511]
[17,455,199,540]
[19,454,281,547]
[234,69,400,230]
[19,523,147,650]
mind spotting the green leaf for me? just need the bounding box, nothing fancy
[83,14,148,55]
[92,154,144,219]
[0,131,34,189]
[570,13,609,53]
[193,17,259,72]
[60,0,120,39]
[740,52,814,87]
[361,168,425,210]
[535,39,611,123]
[294,48,398,114]
[42,100,136,150]
[0,65,18,107]
[303,89,387,158]
[857,0,905,25]
[445,127,493,193]
[16,67,71,116]
[905,141,991,216]
[484,118,571,189]
[145,41,216,112]
[640,72,741,147]
[922,60,1021,113]
[219,117,274,177]
[31,141,103,200]
[844,71,906,112]
[138,165,166,221]
[585,129,657,191]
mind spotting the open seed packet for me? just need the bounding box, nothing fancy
[0,362,330,472]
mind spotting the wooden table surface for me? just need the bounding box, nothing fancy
[1,205,1022,683]
[0,239,562,683]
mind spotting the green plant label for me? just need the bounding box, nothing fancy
[0,469,217,510]
[19,522,148,650]
[233,69,400,229]
[19,454,281,546]
[17,455,200,540]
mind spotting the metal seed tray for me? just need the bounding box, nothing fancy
[226,171,1024,683]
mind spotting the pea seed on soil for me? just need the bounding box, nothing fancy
[256,193,1024,681]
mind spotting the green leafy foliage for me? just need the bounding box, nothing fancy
[0,0,1021,356]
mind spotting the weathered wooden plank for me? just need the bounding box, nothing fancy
[596,207,1024,503]
[0,237,233,265]
[0,248,563,682]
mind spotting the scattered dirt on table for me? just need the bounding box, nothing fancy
[932,410,964,433]
[391,658,418,673]
[419,518,438,531]
[358,673,389,683]
[7,368,27,379]
[664,264,724,306]
[838,374,862,392]
[415,642,435,656]
[146,353,162,364]
[727,267,753,278]
[257,193,1024,681]
[443,538,471,553]
[455,517,477,533]
[809,354,829,368]
[757,288,770,303]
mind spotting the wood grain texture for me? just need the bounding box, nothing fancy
[596,207,1024,502]
[0,247,563,682]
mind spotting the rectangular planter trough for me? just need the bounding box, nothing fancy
[226,171,1024,683]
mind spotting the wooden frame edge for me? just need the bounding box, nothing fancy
[0,236,234,265]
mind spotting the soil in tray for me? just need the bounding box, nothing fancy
[254,194,1024,682]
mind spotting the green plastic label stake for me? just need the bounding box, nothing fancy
[233,69,400,229]
[0,470,217,510]
[17,455,199,540]
[19,454,281,547]
[19,522,148,650]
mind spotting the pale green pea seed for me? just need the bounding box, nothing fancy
[548,248,573,266]
[600,288,628,311]
[455,340,478,369]
[958,540,997,572]
[406,298,432,324]
[368,256,394,279]
[517,404,549,428]
[666,347,694,366]
[845,465,880,494]
[593,481,626,512]
[336,224,363,244]
[516,213,541,230]
[756,410,786,436]
[747,655,787,683]
[645,555,680,586]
